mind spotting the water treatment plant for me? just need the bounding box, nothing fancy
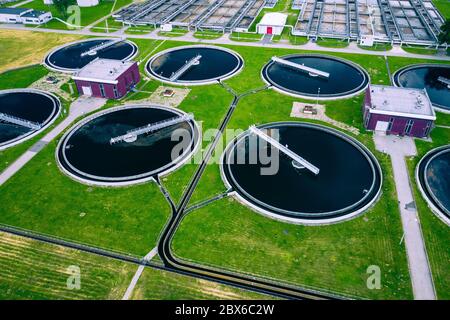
[393,64,450,112]
[146,45,244,85]
[0,0,449,303]
[221,122,382,224]
[44,38,138,72]
[57,105,200,186]
[417,145,450,225]
[262,54,369,99]
[0,89,60,150]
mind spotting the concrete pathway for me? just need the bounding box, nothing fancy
[373,134,436,300]
[0,96,106,186]
[10,0,33,8]
[1,24,449,62]
[122,247,158,300]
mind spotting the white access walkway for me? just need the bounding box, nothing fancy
[374,134,436,300]
[122,247,158,300]
[0,96,106,186]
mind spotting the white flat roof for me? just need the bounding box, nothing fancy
[368,85,436,120]
[258,12,287,27]
[72,58,134,84]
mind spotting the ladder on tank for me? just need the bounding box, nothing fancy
[249,126,320,175]
[0,112,42,130]
[80,38,125,57]
[169,55,202,82]
[110,113,194,144]
[271,56,330,78]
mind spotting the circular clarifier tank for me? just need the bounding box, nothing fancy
[146,45,243,85]
[57,105,200,186]
[45,38,138,72]
[221,122,382,224]
[0,89,60,150]
[393,64,450,112]
[417,146,450,225]
[262,54,369,99]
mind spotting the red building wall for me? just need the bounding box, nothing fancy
[74,62,140,99]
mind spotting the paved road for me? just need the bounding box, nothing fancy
[0,96,106,186]
[1,24,449,62]
[374,134,436,300]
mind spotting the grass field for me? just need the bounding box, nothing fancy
[0,30,83,73]
[0,231,135,299]
[131,267,275,300]
[0,30,449,299]
[406,127,450,300]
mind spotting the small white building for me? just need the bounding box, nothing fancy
[77,0,99,7]
[257,12,287,35]
[43,0,53,4]
[0,8,52,25]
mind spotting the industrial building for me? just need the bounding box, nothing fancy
[72,59,140,99]
[113,0,268,33]
[291,0,445,46]
[0,7,52,25]
[257,12,287,35]
[363,85,436,138]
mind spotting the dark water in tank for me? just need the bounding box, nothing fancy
[224,123,380,218]
[263,56,368,97]
[60,108,196,181]
[394,65,450,110]
[148,47,241,82]
[46,39,136,70]
[424,150,450,216]
[0,91,57,144]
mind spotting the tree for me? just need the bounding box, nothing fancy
[438,19,450,45]
[52,0,76,19]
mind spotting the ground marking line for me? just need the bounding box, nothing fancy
[122,247,158,300]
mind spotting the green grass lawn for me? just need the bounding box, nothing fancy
[125,25,154,35]
[90,17,124,33]
[0,231,136,299]
[193,30,224,40]
[316,38,350,48]
[406,127,450,300]
[432,0,450,18]
[157,28,189,37]
[402,46,439,56]
[131,267,275,300]
[358,43,393,52]
[229,32,262,42]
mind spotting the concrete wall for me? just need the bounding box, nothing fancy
[74,62,140,99]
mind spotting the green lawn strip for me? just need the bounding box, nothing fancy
[0,231,136,299]
[171,87,412,299]
[387,56,450,76]
[131,267,275,300]
[193,30,224,40]
[157,28,189,37]
[229,32,262,42]
[22,0,132,30]
[125,25,155,35]
[0,0,25,7]
[0,64,49,90]
[90,17,124,33]
[401,46,439,56]
[357,43,393,52]
[405,127,450,300]
[432,0,450,18]
[316,38,350,48]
